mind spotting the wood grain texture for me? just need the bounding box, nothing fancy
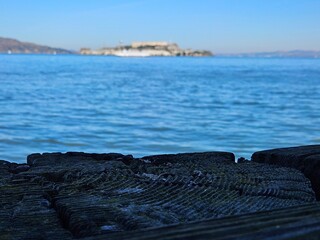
[0,150,317,239]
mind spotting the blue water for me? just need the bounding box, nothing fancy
[0,55,320,163]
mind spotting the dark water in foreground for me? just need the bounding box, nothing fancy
[0,55,319,163]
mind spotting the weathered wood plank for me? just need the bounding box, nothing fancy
[252,145,320,199]
[0,150,317,239]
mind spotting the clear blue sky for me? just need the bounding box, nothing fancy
[1,0,320,53]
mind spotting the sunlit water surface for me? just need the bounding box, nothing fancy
[0,55,319,163]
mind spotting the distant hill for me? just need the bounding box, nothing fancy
[219,50,320,58]
[0,37,74,54]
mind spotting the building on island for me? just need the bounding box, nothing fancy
[80,41,212,57]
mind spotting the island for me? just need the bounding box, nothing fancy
[80,41,213,57]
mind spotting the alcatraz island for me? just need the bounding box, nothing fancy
[80,41,213,57]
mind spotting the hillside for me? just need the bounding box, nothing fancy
[0,37,74,54]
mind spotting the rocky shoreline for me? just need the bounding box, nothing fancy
[1,145,320,239]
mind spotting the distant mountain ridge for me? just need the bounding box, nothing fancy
[0,37,74,54]
[219,50,320,58]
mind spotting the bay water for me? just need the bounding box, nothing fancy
[0,55,319,163]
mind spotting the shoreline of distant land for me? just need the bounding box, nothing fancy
[0,37,212,57]
[1,36,319,58]
[0,37,74,55]
[218,50,320,58]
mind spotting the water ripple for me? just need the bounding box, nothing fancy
[0,55,320,162]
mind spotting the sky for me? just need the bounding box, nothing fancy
[1,0,320,53]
